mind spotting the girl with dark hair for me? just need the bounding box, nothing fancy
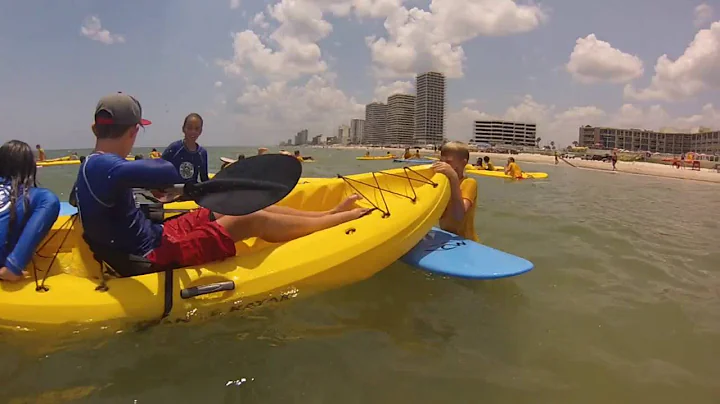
[0,140,60,282]
[161,113,209,184]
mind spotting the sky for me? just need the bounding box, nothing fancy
[0,0,718,149]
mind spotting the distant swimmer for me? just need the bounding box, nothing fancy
[69,151,79,161]
[504,157,522,179]
[403,148,412,159]
[293,150,304,162]
[364,150,370,157]
[258,147,268,155]
[412,149,422,159]
[35,144,46,161]
[149,148,161,159]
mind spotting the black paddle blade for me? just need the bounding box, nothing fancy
[191,153,302,216]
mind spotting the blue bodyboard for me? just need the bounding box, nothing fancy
[400,227,534,279]
[59,201,78,216]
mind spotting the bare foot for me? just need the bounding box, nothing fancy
[330,194,363,214]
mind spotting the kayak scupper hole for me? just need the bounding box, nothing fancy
[345,228,356,235]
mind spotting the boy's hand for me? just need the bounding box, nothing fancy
[432,162,459,182]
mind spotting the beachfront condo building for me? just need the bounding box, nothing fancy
[350,118,365,144]
[471,120,537,147]
[387,94,416,145]
[337,124,351,145]
[295,129,309,146]
[364,102,388,145]
[579,126,720,155]
[414,72,446,146]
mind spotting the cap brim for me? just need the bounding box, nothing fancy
[140,119,152,125]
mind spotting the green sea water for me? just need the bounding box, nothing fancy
[1,147,719,403]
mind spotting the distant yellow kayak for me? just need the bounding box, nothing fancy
[37,156,135,167]
[356,155,396,160]
[0,166,449,334]
[467,168,548,180]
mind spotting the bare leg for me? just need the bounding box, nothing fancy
[215,207,370,243]
[263,194,362,217]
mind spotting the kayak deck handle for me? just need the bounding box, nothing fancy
[180,281,235,299]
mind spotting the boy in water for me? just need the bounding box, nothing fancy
[431,141,479,242]
[162,113,209,184]
[74,93,368,276]
[505,157,522,179]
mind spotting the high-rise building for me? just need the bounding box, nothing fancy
[337,124,350,145]
[387,94,416,145]
[364,102,388,145]
[472,120,537,147]
[414,72,446,146]
[350,119,365,144]
[294,129,309,146]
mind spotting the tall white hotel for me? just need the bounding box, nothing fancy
[414,71,446,146]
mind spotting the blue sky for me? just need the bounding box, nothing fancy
[0,0,718,149]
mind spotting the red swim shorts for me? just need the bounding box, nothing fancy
[146,208,237,270]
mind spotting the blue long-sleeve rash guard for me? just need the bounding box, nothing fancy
[0,182,60,275]
[162,140,209,184]
[74,152,183,257]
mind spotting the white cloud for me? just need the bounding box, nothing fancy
[373,80,414,101]
[214,81,223,88]
[624,21,720,101]
[694,3,714,28]
[230,0,241,9]
[80,16,125,45]
[366,0,547,79]
[251,12,270,30]
[566,34,644,84]
[233,74,364,138]
[462,99,479,105]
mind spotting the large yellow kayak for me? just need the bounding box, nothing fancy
[467,168,548,179]
[0,166,449,334]
[356,155,396,160]
[37,157,135,167]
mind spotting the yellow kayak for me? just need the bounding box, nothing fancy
[356,155,396,160]
[466,168,548,179]
[0,166,449,334]
[37,157,135,167]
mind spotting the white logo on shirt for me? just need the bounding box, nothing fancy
[179,161,195,179]
[0,184,10,214]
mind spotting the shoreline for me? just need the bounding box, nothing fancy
[310,145,720,185]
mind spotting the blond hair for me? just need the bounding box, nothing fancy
[440,141,470,161]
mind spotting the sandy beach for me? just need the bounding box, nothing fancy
[310,145,720,184]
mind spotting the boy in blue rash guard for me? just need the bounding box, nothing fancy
[0,140,60,282]
[75,93,369,276]
[162,113,209,184]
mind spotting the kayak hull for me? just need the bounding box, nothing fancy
[356,156,396,160]
[0,167,449,334]
[467,169,548,180]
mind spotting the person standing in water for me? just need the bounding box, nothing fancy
[35,144,46,162]
[162,113,209,184]
[432,141,480,242]
[0,140,60,282]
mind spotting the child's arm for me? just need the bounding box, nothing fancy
[433,162,465,222]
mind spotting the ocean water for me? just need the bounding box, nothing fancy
[1,147,718,403]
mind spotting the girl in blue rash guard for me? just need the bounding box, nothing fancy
[162,113,209,184]
[0,140,60,282]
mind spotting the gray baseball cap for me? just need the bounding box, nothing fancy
[94,92,152,126]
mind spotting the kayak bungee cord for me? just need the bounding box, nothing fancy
[337,166,438,218]
[30,214,78,292]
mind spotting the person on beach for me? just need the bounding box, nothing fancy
[505,157,522,179]
[554,150,559,165]
[73,93,369,277]
[432,141,479,243]
[35,144,46,162]
[403,148,412,159]
[611,150,618,171]
[149,148,161,159]
[161,113,209,184]
[0,140,60,282]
